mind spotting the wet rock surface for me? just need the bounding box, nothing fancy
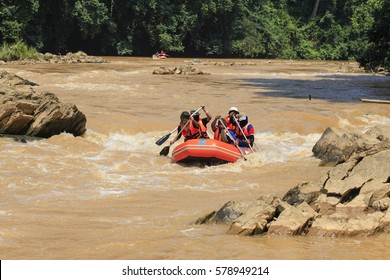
[152,65,210,75]
[0,71,86,138]
[196,125,390,237]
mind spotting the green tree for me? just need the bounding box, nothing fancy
[357,0,389,71]
[73,0,109,39]
[0,0,40,44]
[36,0,74,53]
[295,11,348,59]
[231,0,298,58]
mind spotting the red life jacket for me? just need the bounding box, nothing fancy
[235,123,252,140]
[225,116,236,131]
[214,129,230,143]
[213,129,223,141]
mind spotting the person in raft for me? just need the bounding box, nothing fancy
[189,106,212,139]
[235,113,255,148]
[170,107,211,145]
[225,106,240,131]
[211,117,237,145]
[169,111,192,145]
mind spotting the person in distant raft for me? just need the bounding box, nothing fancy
[189,106,212,139]
[235,113,255,148]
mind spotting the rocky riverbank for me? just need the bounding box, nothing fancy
[196,125,390,237]
[0,51,108,65]
[0,71,86,138]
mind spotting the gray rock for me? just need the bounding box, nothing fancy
[0,71,86,138]
[196,125,390,237]
[312,126,390,166]
[267,202,318,235]
[153,66,210,75]
[7,51,108,65]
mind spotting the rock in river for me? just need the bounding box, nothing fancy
[196,125,390,237]
[0,71,86,138]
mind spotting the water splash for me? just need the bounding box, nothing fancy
[357,113,390,126]
[253,131,320,163]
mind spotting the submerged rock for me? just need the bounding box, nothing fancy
[0,71,86,138]
[196,125,390,237]
[152,66,210,75]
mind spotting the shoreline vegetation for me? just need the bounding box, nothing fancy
[0,41,388,75]
[0,41,39,62]
[0,42,390,76]
[1,1,389,73]
[0,42,108,65]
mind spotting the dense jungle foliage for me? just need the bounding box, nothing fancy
[0,0,389,71]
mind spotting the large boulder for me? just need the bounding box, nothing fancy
[312,126,390,166]
[0,71,86,138]
[196,126,390,237]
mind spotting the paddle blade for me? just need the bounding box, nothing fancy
[159,146,170,156]
[156,133,170,146]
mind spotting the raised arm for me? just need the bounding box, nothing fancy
[202,106,212,122]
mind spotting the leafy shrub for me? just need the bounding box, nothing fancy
[0,41,39,61]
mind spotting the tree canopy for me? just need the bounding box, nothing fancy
[0,0,389,70]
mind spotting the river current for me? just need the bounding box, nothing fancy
[1,57,390,259]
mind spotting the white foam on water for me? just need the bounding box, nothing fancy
[98,188,127,197]
[98,129,321,166]
[77,130,322,192]
[2,129,322,196]
[337,115,356,129]
[252,131,321,164]
[180,227,201,237]
[102,132,160,154]
[357,113,390,126]
[0,210,12,216]
[52,82,137,92]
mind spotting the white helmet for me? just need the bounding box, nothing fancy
[228,106,239,114]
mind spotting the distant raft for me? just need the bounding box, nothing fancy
[360,98,390,104]
[152,54,167,59]
[171,138,251,165]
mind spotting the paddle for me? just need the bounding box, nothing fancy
[159,106,203,156]
[218,118,247,161]
[234,116,255,154]
[156,126,179,146]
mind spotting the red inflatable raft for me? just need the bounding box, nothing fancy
[172,138,250,165]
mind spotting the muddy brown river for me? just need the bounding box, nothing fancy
[1,57,390,259]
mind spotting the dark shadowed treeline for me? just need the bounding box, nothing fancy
[0,0,389,70]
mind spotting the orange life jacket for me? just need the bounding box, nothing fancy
[198,119,209,139]
[181,119,209,140]
[188,119,209,139]
[181,123,192,140]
